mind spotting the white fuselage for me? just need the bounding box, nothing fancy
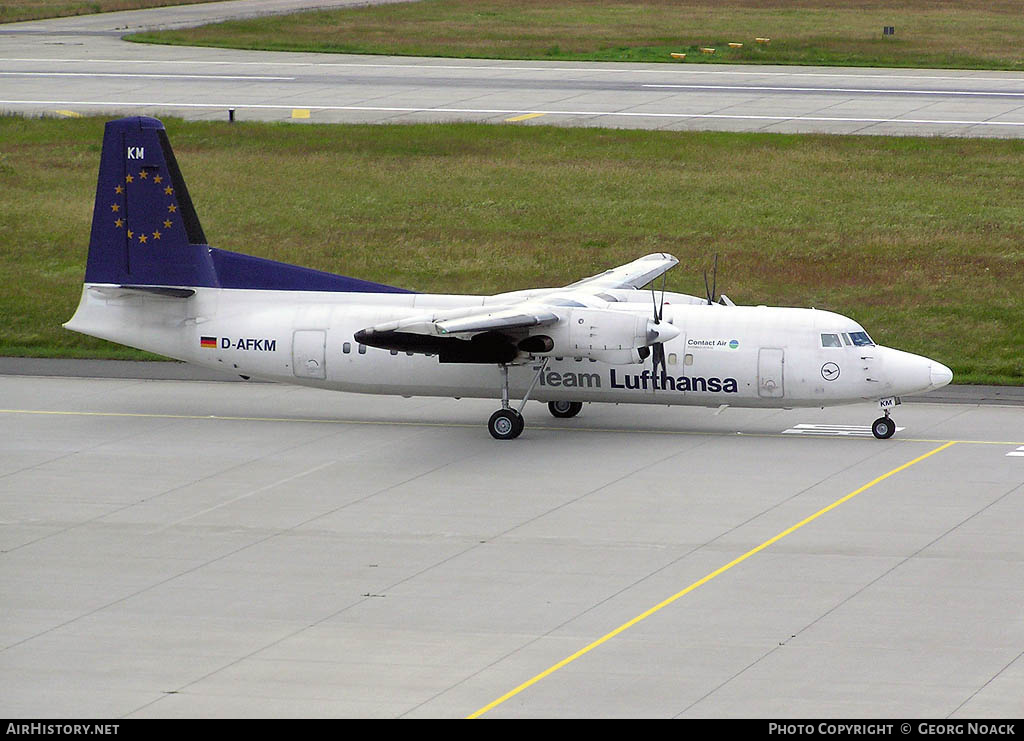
[65,285,950,409]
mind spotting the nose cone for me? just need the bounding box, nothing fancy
[881,348,953,397]
[929,361,953,390]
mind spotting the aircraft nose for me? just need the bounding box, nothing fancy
[879,347,940,397]
[929,361,953,390]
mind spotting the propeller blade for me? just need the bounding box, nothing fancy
[653,342,666,379]
[657,271,666,322]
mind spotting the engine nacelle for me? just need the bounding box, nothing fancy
[527,308,678,363]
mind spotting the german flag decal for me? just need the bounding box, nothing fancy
[200,336,217,349]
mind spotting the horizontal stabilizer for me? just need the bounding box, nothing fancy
[120,285,196,298]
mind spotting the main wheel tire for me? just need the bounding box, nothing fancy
[488,409,524,440]
[872,416,896,440]
[548,401,583,419]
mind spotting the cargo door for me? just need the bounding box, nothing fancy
[292,330,326,380]
[758,347,785,399]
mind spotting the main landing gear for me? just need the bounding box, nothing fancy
[487,359,558,440]
[488,361,538,440]
[488,408,524,440]
[548,401,583,419]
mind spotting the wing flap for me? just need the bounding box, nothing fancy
[437,309,559,335]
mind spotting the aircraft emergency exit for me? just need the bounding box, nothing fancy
[65,117,953,440]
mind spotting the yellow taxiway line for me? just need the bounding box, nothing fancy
[467,441,958,718]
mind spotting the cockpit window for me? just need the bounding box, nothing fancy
[849,331,874,346]
[820,333,842,348]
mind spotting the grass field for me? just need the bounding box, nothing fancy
[129,0,1024,71]
[0,0,220,24]
[1,115,1021,384]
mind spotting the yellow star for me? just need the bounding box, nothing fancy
[138,170,148,179]
[153,175,163,184]
[125,174,133,183]
[152,230,161,240]
[163,219,172,228]
[114,218,124,228]
[164,186,173,195]
[138,233,147,243]
[115,185,124,194]
[127,230,133,239]
[168,203,177,213]
[111,203,120,212]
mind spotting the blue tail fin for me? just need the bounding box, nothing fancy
[86,116,215,287]
[85,117,410,294]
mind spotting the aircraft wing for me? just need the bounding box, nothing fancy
[355,303,557,339]
[565,253,679,291]
[355,254,680,363]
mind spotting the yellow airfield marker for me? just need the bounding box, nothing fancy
[700,47,716,54]
[505,112,546,122]
[756,37,771,44]
[729,42,743,48]
[291,109,311,119]
[670,52,687,60]
[54,110,82,118]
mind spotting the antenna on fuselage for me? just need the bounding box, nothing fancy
[703,253,719,305]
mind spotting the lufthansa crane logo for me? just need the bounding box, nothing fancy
[821,362,841,381]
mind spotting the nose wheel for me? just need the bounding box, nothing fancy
[872,414,896,440]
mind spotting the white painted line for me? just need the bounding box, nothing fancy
[783,423,906,437]
[3,57,1023,84]
[1007,446,1024,457]
[0,72,294,81]
[2,99,1023,128]
[643,83,1024,98]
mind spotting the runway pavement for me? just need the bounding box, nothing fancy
[4,0,1024,136]
[3,1,1024,720]
[1,369,1023,718]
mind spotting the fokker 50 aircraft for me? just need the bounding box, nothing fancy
[65,117,953,440]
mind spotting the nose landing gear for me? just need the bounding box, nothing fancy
[872,397,901,439]
[872,411,896,439]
